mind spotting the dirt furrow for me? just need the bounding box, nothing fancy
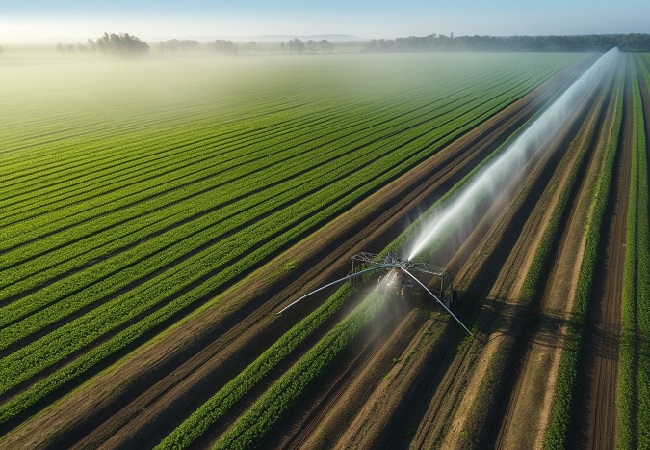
[331,314,454,450]
[567,56,631,450]
[278,307,429,450]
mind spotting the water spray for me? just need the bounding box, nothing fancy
[275,49,620,337]
[407,48,620,260]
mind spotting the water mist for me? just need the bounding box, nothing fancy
[407,48,620,261]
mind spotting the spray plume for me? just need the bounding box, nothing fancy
[407,48,620,260]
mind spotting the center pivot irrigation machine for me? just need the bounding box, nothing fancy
[277,252,473,336]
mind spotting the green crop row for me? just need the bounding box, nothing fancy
[0,56,527,213]
[519,127,596,300]
[0,177,370,424]
[0,109,510,422]
[1,105,377,226]
[0,164,371,346]
[2,90,357,173]
[1,62,551,271]
[211,291,388,450]
[542,61,624,450]
[0,110,347,225]
[0,141,455,395]
[1,116,395,253]
[3,89,439,222]
[1,62,562,322]
[155,283,355,449]
[520,57,615,304]
[0,53,585,433]
[2,144,361,293]
[635,54,650,450]
[6,57,568,239]
[0,80,541,342]
[635,159,650,445]
[10,53,572,195]
[617,58,639,450]
[1,116,429,304]
[617,53,650,450]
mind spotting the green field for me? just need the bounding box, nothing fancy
[0,53,586,434]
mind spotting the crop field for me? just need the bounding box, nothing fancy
[0,51,647,450]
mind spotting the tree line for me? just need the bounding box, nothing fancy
[279,39,334,54]
[55,34,254,57]
[363,33,650,53]
[52,32,650,58]
[54,34,338,57]
[57,32,149,57]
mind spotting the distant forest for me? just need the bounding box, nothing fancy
[363,33,650,53]
[49,32,650,58]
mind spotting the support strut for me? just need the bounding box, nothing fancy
[276,266,379,315]
[402,268,473,336]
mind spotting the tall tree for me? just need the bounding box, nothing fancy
[319,40,334,53]
[87,39,97,55]
[287,38,305,54]
[94,32,149,57]
[76,42,88,56]
[306,40,318,53]
[208,40,238,55]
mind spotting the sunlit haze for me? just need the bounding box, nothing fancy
[1,0,649,43]
[407,49,620,260]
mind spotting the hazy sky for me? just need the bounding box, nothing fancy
[1,0,648,43]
